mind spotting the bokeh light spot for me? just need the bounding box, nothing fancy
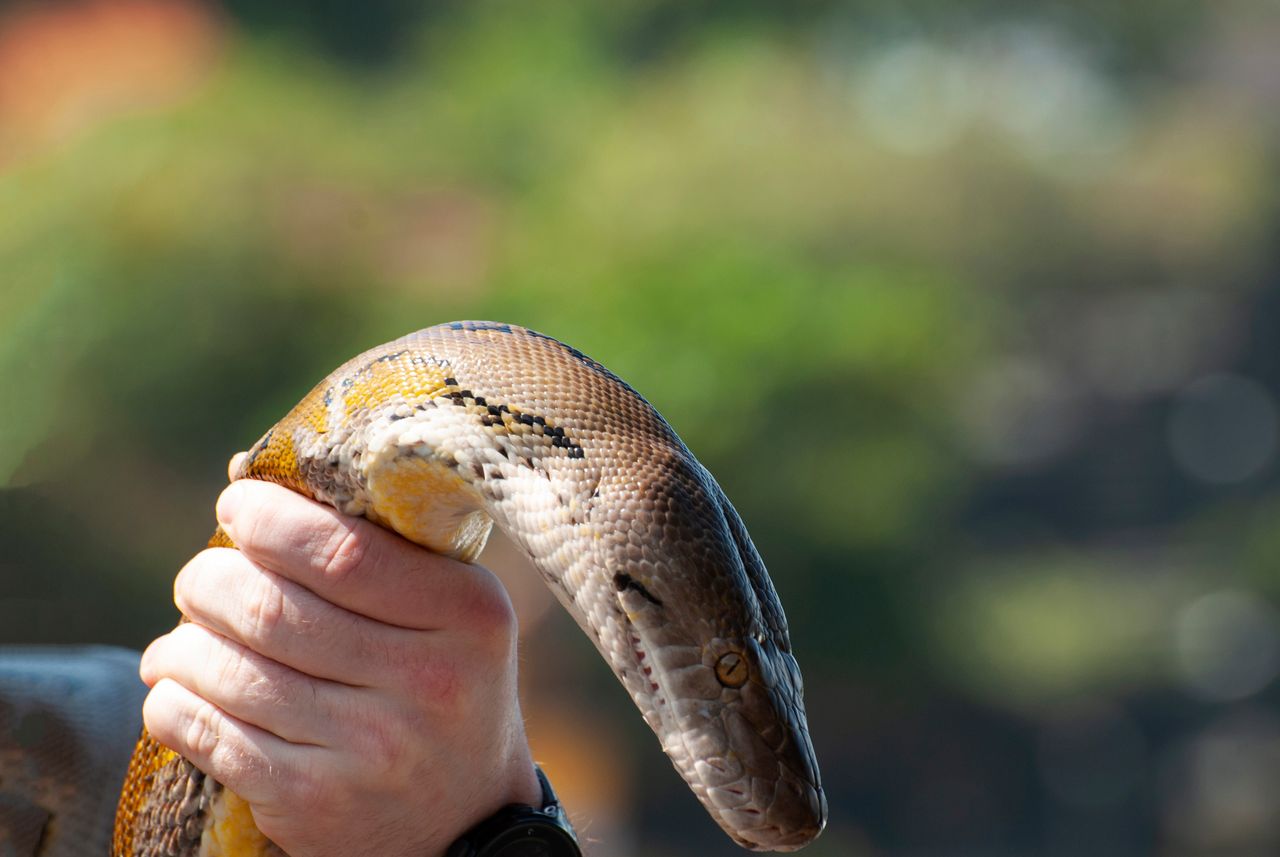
[1167,374,1278,484]
[1160,710,1280,850]
[1174,589,1280,701]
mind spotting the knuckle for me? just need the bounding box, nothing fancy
[317,521,370,583]
[184,698,224,763]
[276,760,329,810]
[357,716,407,774]
[167,619,201,651]
[141,685,176,741]
[406,656,465,716]
[464,576,519,652]
[234,496,270,551]
[243,575,288,643]
[173,550,220,614]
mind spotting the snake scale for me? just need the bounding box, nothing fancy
[112,321,825,854]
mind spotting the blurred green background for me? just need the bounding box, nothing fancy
[2,1,1279,854]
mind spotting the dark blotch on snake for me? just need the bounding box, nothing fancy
[613,573,664,607]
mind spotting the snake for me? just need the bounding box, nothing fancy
[111,321,826,855]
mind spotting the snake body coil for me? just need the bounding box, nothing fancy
[113,321,825,854]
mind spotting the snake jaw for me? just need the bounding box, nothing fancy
[685,639,825,852]
[606,573,825,852]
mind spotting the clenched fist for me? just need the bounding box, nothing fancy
[139,456,542,857]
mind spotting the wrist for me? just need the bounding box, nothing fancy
[504,751,545,810]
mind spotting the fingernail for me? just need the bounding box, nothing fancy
[217,481,245,526]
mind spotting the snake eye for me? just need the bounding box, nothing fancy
[715,651,749,688]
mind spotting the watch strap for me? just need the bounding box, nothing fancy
[444,765,581,857]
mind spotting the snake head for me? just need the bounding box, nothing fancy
[595,456,827,851]
[669,633,827,852]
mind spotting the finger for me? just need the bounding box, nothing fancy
[228,451,247,481]
[141,623,353,747]
[143,677,311,808]
[173,546,418,687]
[215,480,513,633]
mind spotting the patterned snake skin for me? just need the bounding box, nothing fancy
[113,321,826,854]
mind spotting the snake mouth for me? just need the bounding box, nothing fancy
[706,754,827,851]
[696,700,827,851]
[617,619,826,851]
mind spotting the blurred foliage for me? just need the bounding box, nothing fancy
[2,0,1279,853]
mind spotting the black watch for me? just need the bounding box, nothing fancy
[445,766,582,857]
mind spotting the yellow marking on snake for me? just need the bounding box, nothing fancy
[300,388,330,435]
[341,356,448,422]
[201,792,269,857]
[366,453,492,563]
[250,426,300,488]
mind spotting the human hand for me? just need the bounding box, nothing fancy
[139,456,542,857]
